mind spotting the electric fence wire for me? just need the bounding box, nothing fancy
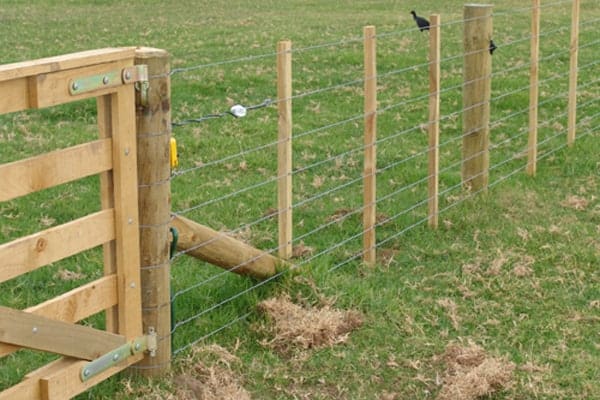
[161,0,580,81]
[168,14,600,137]
[169,90,600,305]
[170,53,600,222]
[169,111,600,341]
[165,11,600,349]
[168,16,600,138]
[170,41,600,185]
[168,70,598,282]
[172,111,599,354]
[170,111,600,348]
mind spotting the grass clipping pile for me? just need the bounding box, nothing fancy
[257,294,363,353]
[436,341,515,400]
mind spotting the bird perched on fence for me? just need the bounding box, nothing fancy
[411,10,430,32]
[489,39,497,55]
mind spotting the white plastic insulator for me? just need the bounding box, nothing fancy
[230,104,247,118]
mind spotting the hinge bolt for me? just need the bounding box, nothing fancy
[112,353,120,362]
[72,82,79,91]
[103,76,109,85]
[83,368,91,377]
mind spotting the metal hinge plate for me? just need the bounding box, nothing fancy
[69,64,148,96]
[80,327,157,382]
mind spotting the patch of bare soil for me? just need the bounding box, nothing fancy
[436,341,515,400]
[257,294,363,354]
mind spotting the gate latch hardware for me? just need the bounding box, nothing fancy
[69,64,148,96]
[80,327,157,382]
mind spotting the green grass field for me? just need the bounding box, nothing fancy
[1,0,599,399]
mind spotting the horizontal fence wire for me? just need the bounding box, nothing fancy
[168,8,600,354]
[171,64,594,183]
[171,90,600,286]
[171,112,599,342]
[163,0,585,80]
[170,100,600,329]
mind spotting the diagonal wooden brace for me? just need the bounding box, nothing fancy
[0,306,125,360]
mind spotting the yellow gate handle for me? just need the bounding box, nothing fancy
[170,137,179,169]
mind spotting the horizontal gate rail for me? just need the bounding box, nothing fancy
[0,47,148,399]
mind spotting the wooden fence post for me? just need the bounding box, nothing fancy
[363,25,377,266]
[428,15,441,229]
[567,0,580,146]
[462,4,493,191]
[131,47,172,377]
[527,0,540,176]
[277,40,293,260]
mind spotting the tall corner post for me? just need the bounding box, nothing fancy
[462,4,493,191]
[131,47,172,377]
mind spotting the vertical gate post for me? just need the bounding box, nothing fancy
[462,4,493,191]
[131,47,172,376]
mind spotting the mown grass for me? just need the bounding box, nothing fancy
[1,0,599,399]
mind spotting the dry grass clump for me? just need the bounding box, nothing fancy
[257,294,363,353]
[156,344,248,400]
[117,345,250,400]
[172,344,250,400]
[436,341,515,400]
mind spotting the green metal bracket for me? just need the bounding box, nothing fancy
[80,327,157,382]
[69,65,148,96]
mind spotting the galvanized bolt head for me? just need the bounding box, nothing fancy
[32,326,38,334]
[128,218,133,225]
[103,76,109,85]
[125,71,132,80]
[71,81,79,91]
[130,282,136,288]
[83,368,91,377]
[124,147,130,155]
[112,353,120,361]
[134,342,141,351]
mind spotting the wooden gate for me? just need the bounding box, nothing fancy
[0,48,153,399]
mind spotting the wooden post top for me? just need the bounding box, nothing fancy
[134,47,170,59]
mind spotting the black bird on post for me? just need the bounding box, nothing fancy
[411,10,430,32]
